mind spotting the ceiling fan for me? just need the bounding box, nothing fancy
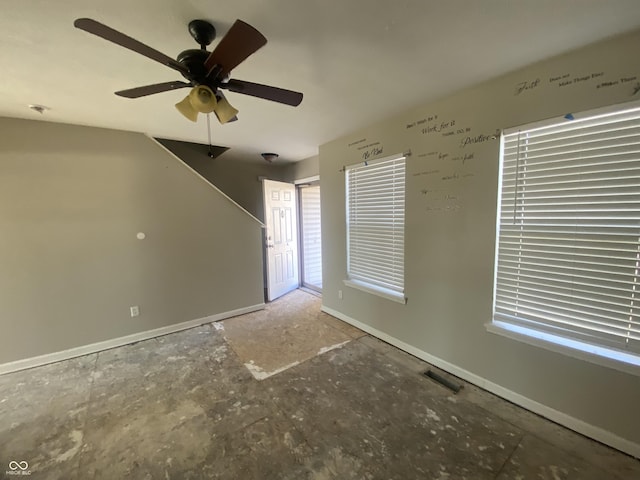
[73,18,303,123]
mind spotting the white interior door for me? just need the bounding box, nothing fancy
[263,179,299,301]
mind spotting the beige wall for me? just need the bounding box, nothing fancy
[282,155,319,182]
[0,118,264,364]
[157,140,320,220]
[320,29,640,454]
[157,138,288,223]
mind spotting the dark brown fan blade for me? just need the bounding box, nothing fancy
[204,20,267,78]
[115,81,192,98]
[74,18,188,75]
[220,79,303,106]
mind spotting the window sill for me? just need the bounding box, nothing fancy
[343,279,407,304]
[486,320,640,377]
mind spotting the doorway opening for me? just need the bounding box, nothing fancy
[262,177,322,302]
[297,179,322,293]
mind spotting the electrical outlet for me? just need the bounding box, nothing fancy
[338,290,343,300]
[130,306,140,317]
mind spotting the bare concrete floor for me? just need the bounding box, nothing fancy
[1,289,638,479]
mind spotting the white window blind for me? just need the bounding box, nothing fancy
[346,154,406,300]
[494,104,640,357]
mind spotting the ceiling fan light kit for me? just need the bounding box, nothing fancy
[213,95,239,124]
[73,17,303,125]
[175,85,217,122]
[175,95,199,122]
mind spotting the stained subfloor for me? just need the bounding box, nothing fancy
[1,289,638,479]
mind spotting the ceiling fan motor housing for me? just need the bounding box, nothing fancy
[177,49,211,85]
[179,20,219,86]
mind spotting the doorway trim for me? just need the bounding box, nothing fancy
[294,175,320,186]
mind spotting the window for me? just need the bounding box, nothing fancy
[345,153,406,303]
[492,103,640,368]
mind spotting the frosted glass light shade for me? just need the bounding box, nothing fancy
[214,96,239,124]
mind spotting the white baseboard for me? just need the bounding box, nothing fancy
[321,305,640,459]
[0,304,265,376]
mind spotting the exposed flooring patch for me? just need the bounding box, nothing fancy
[244,360,301,380]
[221,289,364,379]
[0,291,638,478]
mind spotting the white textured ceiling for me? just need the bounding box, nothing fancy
[2,1,640,163]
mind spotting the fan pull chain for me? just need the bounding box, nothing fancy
[206,113,214,158]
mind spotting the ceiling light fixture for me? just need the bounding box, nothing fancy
[28,104,50,114]
[261,153,279,163]
[175,85,238,124]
